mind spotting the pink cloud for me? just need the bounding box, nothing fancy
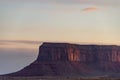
[82,7,98,12]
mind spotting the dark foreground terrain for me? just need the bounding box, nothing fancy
[0,76,120,80]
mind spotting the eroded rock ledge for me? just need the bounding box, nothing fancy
[37,42,120,62]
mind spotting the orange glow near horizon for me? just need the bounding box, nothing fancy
[0,41,41,51]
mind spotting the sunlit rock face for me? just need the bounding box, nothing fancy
[37,42,120,63]
[4,42,120,77]
[37,43,80,61]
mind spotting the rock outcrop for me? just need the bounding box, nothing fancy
[4,42,120,77]
[37,43,120,63]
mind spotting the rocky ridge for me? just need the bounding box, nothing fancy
[4,42,120,77]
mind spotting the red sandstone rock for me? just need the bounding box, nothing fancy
[4,42,120,77]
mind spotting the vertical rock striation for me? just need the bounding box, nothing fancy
[37,42,120,63]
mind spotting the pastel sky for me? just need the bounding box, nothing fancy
[0,41,40,74]
[0,0,120,44]
[0,0,120,74]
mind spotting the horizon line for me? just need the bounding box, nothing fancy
[0,40,120,46]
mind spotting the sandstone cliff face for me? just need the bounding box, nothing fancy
[37,42,120,63]
[5,42,120,77]
[37,43,79,61]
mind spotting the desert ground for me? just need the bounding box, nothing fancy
[0,76,120,80]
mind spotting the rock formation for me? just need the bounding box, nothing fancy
[37,43,120,62]
[4,42,120,77]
